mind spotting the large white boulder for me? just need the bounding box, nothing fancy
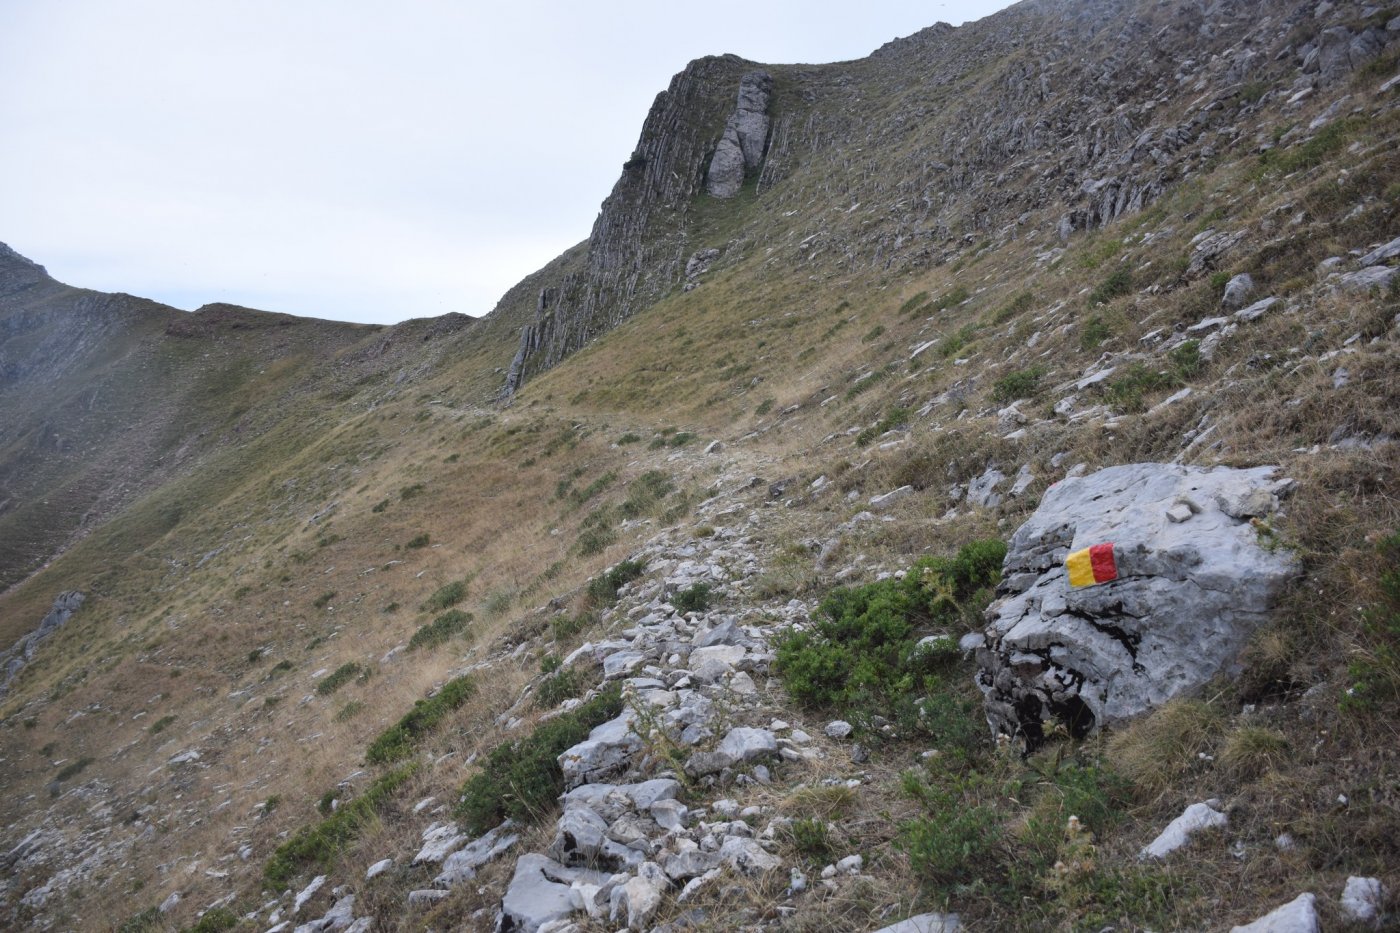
[977,463,1298,745]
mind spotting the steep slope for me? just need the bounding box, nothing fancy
[0,0,1397,931]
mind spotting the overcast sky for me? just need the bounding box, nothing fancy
[1,1,1015,326]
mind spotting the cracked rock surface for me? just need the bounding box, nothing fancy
[976,463,1299,745]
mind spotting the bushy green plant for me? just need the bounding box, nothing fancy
[992,366,1046,403]
[620,471,674,518]
[1105,363,1176,412]
[994,290,1035,323]
[149,714,177,734]
[405,533,430,549]
[365,676,475,764]
[421,579,468,611]
[187,907,239,933]
[456,685,623,833]
[586,560,646,605]
[535,666,588,709]
[616,432,642,445]
[408,609,472,651]
[785,816,839,865]
[856,407,912,447]
[1080,315,1112,350]
[899,770,1003,890]
[264,763,417,888]
[672,582,712,614]
[1087,268,1132,306]
[774,540,1005,732]
[316,662,365,696]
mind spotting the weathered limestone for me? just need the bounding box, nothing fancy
[977,464,1298,745]
[706,71,773,198]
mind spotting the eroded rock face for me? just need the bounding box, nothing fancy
[706,71,773,198]
[976,463,1298,747]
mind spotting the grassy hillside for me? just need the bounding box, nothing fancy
[0,0,1397,930]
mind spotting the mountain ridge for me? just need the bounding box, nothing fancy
[0,0,1398,929]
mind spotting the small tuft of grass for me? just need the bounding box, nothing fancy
[149,715,177,734]
[405,533,430,549]
[1219,725,1289,782]
[1106,697,1225,800]
[312,591,336,609]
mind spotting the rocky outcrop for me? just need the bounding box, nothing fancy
[0,592,83,698]
[976,464,1298,747]
[705,70,773,198]
[504,56,756,395]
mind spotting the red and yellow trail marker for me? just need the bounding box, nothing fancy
[1066,542,1118,587]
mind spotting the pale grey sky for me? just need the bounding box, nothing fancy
[0,1,1015,325]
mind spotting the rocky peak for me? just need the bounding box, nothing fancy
[0,242,52,296]
[705,70,774,198]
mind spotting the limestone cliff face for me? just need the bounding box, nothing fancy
[506,55,757,394]
[503,0,1398,395]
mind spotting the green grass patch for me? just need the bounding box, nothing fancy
[586,559,646,606]
[54,756,94,782]
[616,432,642,445]
[408,609,472,652]
[421,579,468,611]
[1104,363,1178,412]
[993,291,1035,323]
[991,366,1046,403]
[672,582,712,614]
[149,714,177,734]
[263,763,417,889]
[405,533,430,549]
[316,662,366,696]
[774,540,1005,737]
[1087,268,1132,307]
[312,591,336,609]
[456,684,624,833]
[1344,532,1400,710]
[1080,315,1112,350]
[938,323,979,358]
[931,285,970,312]
[856,406,912,447]
[899,291,930,315]
[620,471,674,519]
[364,676,475,765]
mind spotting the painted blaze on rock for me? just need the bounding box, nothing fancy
[976,463,1298,748]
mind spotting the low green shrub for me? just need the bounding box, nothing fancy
[994,290,1035,323]
[263,763,417,889]
[312,591,336,609]
[535,666,589,709]
[365,676,475,765]
[187,907,238,933]
[856,407,912,448]
[774,540,1005,734]
[149,714,177,734]
[1087,268,1132,306]
[408,609,472,651]
[616,432,642,445]
[456,685,624,833]
[586,560,646,605]
[672,582,712,614]
[992,366,1046,403]
[621,471,674,518]
[1105,363,1177,412]
[1080,315,1112,350]
[421,579,468,611]
[316,662,366,696]
[405,533,430,549]
[54,756,94,782]
[784,816,839,866]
